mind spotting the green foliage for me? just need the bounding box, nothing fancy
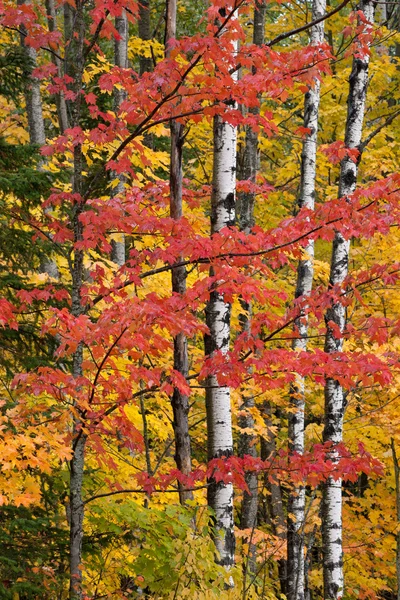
[0,45,33,100]
[0,139,53,203]
[0,493,69,598]
[85,500,232,598]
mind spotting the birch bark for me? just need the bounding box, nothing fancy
[166,0,193,505]
[205,23,238,567]
[110,10,128,267]
[19,0,60,280]
[17,0,46,147]
[322,2,374,597]
[287,0,326,597]
[45,0,69,133]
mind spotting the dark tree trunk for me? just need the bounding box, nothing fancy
[165,0,193,505]
[65,2,86,597]
[236,0,266,578]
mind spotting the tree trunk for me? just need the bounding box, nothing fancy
[110,9,128,267]
[17,0,46,147]
[165,0,193,505]
[65,1,86,596]
[322,2,374,597]
[260,404,287,594]
[205,86,237,572]
[391,439,400,600]
[287,0,326,597]
[19,0,60,280]
[139,0,152,76]
[237,0,266,577]
[45,0,69,133]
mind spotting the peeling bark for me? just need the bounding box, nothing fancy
[287,0,326,597]
[205,95,237,572]
[322,2,374,597]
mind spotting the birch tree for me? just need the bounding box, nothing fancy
[45,0,69,133]
[17,0,46,147]
[166,0,193,504]
[287,0,326,597]
[322,1,374,596]
[19,0,60,279]
[205,7,238,572]
[110,9,128,267]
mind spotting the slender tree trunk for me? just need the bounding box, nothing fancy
[391,439,400,600]
[260,405,287,593]
[287,0,326,597]
[205,48,238,570]
[65,2,86,597]
[19,0,60,280]
[165,0,193,505]
[237,0,266,577]
[139,0,152,76]
[45,0,69,133]
[17,0,46,147]
[110,10,128,267]
[322,2,374,597]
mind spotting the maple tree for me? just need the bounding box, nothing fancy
[0,0,400,599]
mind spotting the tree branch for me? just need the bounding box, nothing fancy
[267,0,353,47]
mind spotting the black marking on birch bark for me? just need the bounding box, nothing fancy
[220,336,229,348]
[223,192,236,226]
[204,332,215,356]
[221,527,236,566]
[295,260,313,297]
[342,169,356,188]
[211,448,234,459]
[222,309,231,326]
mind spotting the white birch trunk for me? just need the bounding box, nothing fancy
[17,0,46,147]
[45,0,69,133]
[205,58,237,569]
[287,0,326,597]
[110,10,128,267]
[19,0,60,280]
[322,2,374,597]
